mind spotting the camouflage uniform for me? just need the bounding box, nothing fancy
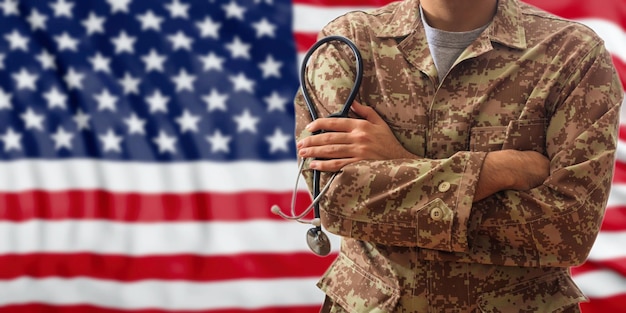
[294,0,624,312]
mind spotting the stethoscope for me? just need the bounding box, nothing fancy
[271,35,363,256]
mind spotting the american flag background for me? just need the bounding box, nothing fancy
[0,0,623,312]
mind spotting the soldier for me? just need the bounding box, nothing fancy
[294,0,624,312]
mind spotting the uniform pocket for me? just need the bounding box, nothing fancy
[501,118,547,154]
[317,254,400,313]
[469,126,507,152]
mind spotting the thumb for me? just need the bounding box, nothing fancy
[350,101,385,125]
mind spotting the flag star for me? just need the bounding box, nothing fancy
[199,52,225,71]
[50,0,74,18]
[119,72,141,95]
[0,88,12,109]
[89,52,112,73]
[36,50,56,70]
[141,49,166,72]
[111,31,136,54]
[73,109,91,130]
[165,0,190,19]
[153,130,177,154]
[54,32,79,51]
[175,109,201,133]
[167,31,193,51]
[233,109,260,133]
[171,69,196,92]
[265,91,288,112]
[64,67,85,90]
[259,54,282,78]
[266,128,292,153]
[0,53,4,69]
[202,89,229,112]
[196,16,221,39]
[50,126,74,151]
[5,30,29,51]
[12,68,38,91]
[222,0,245,20]
[206,130,231,153]
[20,108,45,131]
[0,0,18,16]
[0,128,21,152]
[229,72,255,93]
[137,10,164,31]
[43,87,68,109]
[225,37,251,59]
[254,0,273,4]
[82,12,106,35]
[124,113,146,135]
[94,88,118,111]
[99,128,123,153]
[252,18,276,38]
[27,9,48,31]
[107,0,132,14]
[146,90,170,113]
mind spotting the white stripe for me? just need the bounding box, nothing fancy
[587,231,626,261]
[0,159,309,192]
[0,277,325,310]
[607,184,626,208]
[573,269,626,299]
[577,18,626,63]
[293,4,373,33]
[0,220,341,255]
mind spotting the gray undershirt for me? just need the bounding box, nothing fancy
[420,7,489,78]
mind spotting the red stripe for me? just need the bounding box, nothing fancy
[601,206,626,232]
[294,32,318,53]
[0,190,314,222]
[522,0,626,30]
[292,0,394,7]
[580,294,626,313]
[0,252,337,281]
[0,304,322,313]
[572,258,626,277]
[611,56,626,90]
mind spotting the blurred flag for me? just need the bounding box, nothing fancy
[0,0,623,313]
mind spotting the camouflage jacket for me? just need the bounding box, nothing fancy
[294,0,623,311]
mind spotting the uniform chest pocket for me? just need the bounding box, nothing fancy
[470,119,547,154]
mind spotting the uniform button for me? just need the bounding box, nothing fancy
[430,207,443,221]
[438,181,451,192]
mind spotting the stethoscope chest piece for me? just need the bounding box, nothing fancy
[306,227,331,256]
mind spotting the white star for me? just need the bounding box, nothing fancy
[36,50,56,70]
[50,126,74,151]
[12,68,38,91]
[265,91,288,112]
[73,109,91,130]
[225,36,251,59]
[119,72,141,95]
[137,10,163,31]
[89,52,112,73]
[196,16,221,39]
[124,113,146,135]
[94,88,118,111]
[175,109,201,133]
[99,128,123,153]
[222,0,245,20]
[199,52,224,72]
[43,87,68,109]
[50,0,74,18]
[229,72,254,93]
[252,18,276,38]
[259,54,282,78]
[5,30,29,51]
[27,9,48,31]
[0,53,4,69]
[64,67,85,90]
[165,0,189,19]
[167,31,193,51]
[146,90,170,113]
[54,32,79,51]
[233,109,259,133]
[0,0,18,16]
[171,69,196,92]
[254,0,273,4]
[202,89,229,112]
[206,129,231,153]
[0,128,21,152]
[20,108,45,131]
[111,31,136,54]
[107,0,132,13]
[153,130,177,154]
[141,49,166,72]
[266,128,291,153]
[82,12,106,35]
[0,88,12,110]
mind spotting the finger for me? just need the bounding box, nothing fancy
[350,102,386,125]
[306,117,362,133]
[298,131,353,148]
[309,158,358,172]
[298,143,354,160]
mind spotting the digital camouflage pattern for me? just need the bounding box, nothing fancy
[293,0,624,312]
